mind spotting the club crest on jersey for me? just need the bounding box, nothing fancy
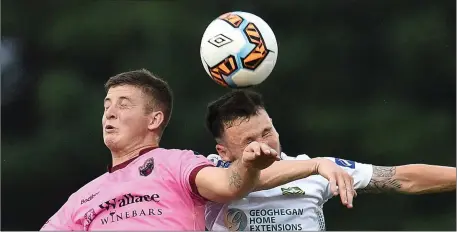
[281,186,305,195]
[139,158,154,176]
[83,208,96,231]
[335,158,355,169]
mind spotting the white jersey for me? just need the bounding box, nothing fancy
[205,153,373,231]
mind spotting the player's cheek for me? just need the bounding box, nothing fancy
[267,137,279,152]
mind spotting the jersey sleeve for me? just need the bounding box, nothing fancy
[280,153,311,161]
[40,197,82,231]
[207,154,231,168]
[321,157,373,200]
[178,150,215,201]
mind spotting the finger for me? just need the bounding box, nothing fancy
[269,147,278,157]
[345,175,354,208]
[336,174,348,206]
[260,143,272,155]
[270,153,280,161]
[250,142,261,156]
[274,153,280,161]
[267,147,280,160]
[260,144,279,160]
[349,175,356,207]
[329,176,338,196]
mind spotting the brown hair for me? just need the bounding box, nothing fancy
[105,69,173,132]
[206,89,265,139]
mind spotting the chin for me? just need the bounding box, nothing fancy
[104,137,119,151]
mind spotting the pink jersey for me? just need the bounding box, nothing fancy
[40,147,214,231]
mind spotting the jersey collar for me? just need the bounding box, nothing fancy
[107,147,158,173]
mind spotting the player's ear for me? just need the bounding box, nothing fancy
[216,144,233,162]
[148,111,164,131]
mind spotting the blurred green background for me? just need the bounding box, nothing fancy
[2,0,455,230]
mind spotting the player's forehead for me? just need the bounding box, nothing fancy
[104,85,144,102]
[223,110,271,140]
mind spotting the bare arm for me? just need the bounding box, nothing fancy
[254,159,318,191]
[195,142,278,203]
[195,159,260,203]
[253,158,356,208]
[359,164,456,194]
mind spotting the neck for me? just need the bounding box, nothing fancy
[111,143,158,167]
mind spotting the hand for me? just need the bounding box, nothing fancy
[241,141,280,170]
[313,158,357,209]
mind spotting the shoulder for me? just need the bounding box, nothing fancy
[206,154,231,168]
[141,148,202,165]
[155,148,204,158]
[67,172,108,205]
[280,152,311,160]
[76,172,107,192]
[207,153,221,163]
[153,148,213,169]
[320,157,369,170]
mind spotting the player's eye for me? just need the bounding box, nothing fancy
[118,99,132,109]
[118,102,130,108]
[244,138,255,145]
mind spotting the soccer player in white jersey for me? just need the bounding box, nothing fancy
[204,90,456,231]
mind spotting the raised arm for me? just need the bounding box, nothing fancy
[359,164,456,194]
[254,159,317,191]
[254,157,356,208]
[195,141,279,203]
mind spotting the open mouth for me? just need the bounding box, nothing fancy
[105,125,115,131]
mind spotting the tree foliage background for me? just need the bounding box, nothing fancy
[2,0,455,230]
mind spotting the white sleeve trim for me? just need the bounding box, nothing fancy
[281,153,311,160]
[357,164,373,189]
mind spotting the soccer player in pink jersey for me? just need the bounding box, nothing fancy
[40,69,285,231]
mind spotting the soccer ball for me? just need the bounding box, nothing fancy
[200,11,278,88]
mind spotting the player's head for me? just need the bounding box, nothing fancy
[102,69,173,152]
[205,89,280,162]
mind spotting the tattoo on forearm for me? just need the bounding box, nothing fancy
[359,166,402,194]
[229,170,242,189]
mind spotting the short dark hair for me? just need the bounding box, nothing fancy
[205,89,265,139]
[104,69,173,131]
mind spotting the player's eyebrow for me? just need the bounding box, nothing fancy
[118,96,133,103]
[241,127,272,144]
[241,132,257,144]
[241,136,255,145]
[104,96,132,103]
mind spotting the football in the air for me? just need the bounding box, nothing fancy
[200,11,278,88]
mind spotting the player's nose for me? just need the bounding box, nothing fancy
[104,106,118,120]
[256,138,271,147]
